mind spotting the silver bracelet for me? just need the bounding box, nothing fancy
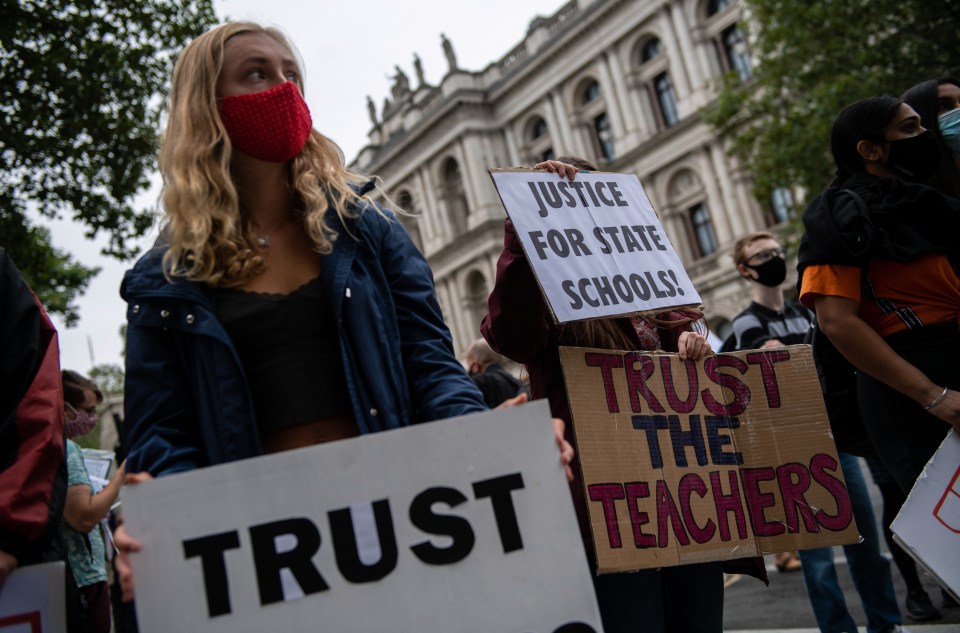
[924,386,949,411]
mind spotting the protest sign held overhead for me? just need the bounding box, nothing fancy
[559,344,859,573]
[121,403,602,633]
[489,169,701,323]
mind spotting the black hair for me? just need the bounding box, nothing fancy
[901,76,960,197]
[61,369,103,409]
[901,77,960,131]
[830,96,903,184]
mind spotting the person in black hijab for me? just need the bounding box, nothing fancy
[797,96,960,498]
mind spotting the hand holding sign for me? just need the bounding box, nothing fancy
[552,417,575,482]
[493,392,575,482]
[116,471,153,603]
[560,345,859,573]
[677,330,712,361]
[119,405,602,632]
[533,159,581,181]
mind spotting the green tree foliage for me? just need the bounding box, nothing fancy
[89,362,124,396]
[1,215,99,325]
[705,0,960,213]
[0,0,216,323]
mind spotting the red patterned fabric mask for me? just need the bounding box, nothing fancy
[218,81,312,163]
[65,403,98,439]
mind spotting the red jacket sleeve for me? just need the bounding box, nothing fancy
[480,219,553,363]
[0,250,65,564]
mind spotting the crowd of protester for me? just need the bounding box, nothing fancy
[1,18,958,633]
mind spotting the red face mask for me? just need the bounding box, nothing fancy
[65,403,98,439]
[218,81,312,163]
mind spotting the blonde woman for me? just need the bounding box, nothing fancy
[114,22,573,601]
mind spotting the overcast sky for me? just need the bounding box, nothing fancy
[44,0,567,374]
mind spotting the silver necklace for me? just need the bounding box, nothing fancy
[249,216,287,248]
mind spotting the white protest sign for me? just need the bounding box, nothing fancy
[122,402,603,633]
[82,448,115,494]
[489,170,701,322]
[0,561,65,633]
[892,430,960,598]
[81,448,114,482]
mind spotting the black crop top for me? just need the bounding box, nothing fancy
[216,274,353,435]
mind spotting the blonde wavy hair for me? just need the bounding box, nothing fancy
[159,21,377,286]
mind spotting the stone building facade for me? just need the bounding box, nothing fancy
[351,0,797,357]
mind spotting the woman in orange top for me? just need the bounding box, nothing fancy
[797,95,960,495]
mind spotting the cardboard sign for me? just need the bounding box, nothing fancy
[489,169,701,323]
[559,344,859,573]
[892,430,960,599]
[0,562,65,633]
[121,403,603,633]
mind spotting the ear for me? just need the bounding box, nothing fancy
[856,139,885,163]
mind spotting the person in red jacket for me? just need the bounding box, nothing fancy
[0,248,66,590]
[481,158,724,633]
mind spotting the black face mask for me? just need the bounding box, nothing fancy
[744,257,787,287]
[885,130,942,182]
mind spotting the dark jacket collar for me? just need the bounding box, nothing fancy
[120,247,213,306]
[121,180,379,304]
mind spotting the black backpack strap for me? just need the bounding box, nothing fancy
[840,187,869,215]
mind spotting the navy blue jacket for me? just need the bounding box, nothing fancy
[120,203,487,476]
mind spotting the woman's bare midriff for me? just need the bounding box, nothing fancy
[261,415,359,453]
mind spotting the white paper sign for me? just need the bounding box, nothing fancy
[122,403,603,633]
[0,562,65,633]
[81,448,115,486]
[892,430,960,599]
[489,170,701,322]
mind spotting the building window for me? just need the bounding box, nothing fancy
[707,0,733,16]
[582,80,601,105]
[592,113,615,161]
[654,73,679,128]
[770,187,795,225]
[721,25,752,80]
[441,157,469,234]
[641,38,662,63]
[397,190,413,212]
[574,78,615,162]
[524,115,553,164]
[633,35,681,134]
[396,190,423,251]
[703,0,751,81]
[465,270,489,339]
[689,203,718,257]
[531,117,548,140]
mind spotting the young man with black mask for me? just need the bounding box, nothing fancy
[730,231,811,573]
[731,231,813,352]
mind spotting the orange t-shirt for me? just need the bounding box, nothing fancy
[800,254,960,337]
